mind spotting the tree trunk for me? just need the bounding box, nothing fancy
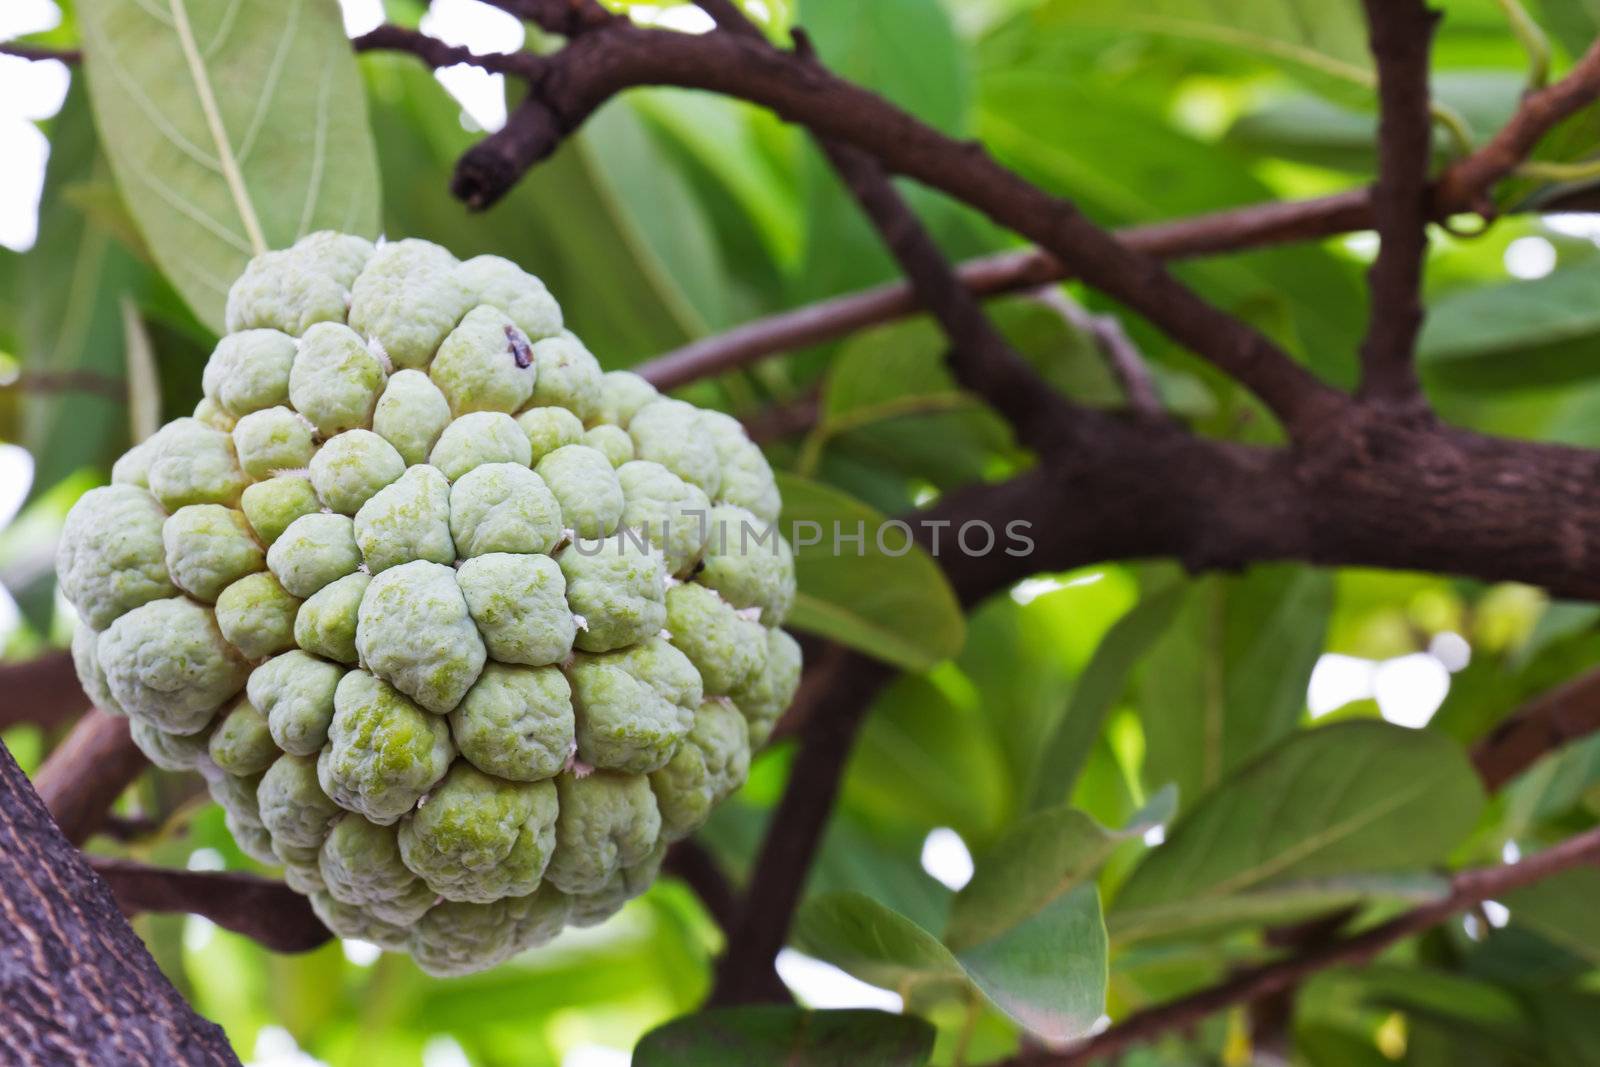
[0,739,239,1066]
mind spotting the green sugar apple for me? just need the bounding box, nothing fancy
[57,233,802,976]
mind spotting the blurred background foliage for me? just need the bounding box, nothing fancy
[5,0,1600,1064]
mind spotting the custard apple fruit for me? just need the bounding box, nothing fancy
[58,233,801,976]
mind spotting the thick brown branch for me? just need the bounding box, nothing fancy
[0,650,89,731]
[34,710,146,845]
[1014,825,1600,1066]
[91,856,331,954]
[0,738,237,1064]
[450,23,1341,435]
[1357,0,1439,406]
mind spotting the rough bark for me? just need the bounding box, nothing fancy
[0,739,239,1066]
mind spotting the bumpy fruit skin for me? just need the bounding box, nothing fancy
[57,233,801,976]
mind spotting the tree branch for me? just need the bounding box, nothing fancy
[694,7,1084,1006]
[711,649,895,1005]
[0,41,79,63]
[482,0,618,38]
[663,839,740,933]
[1357,0,1440,407]
[34,711,147,845]
[0,738,238,1064]
[1472,665,1600,791]
[1435,36,1600,210]
[90,856,331,954]
[448,22,1342,436]
[351,23,539,76]
[0,650,89,731]
[635,27,1600,392]
[1028,287,1164,421]
[1012,824,1600,1066]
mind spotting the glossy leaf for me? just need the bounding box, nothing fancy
[1110,721,1485,942]
[1026,581,1185,811]
[1419,259,1600,391]
[1034,0,1371,90]
[947,789,1173,952]
[81,0,381,331]
[793,891,968,999]
[776,472,965,671]
[795,888,1108,1042]
[635,1007,935,1067]
[1136,566,1333,809]
[977,73,1365,387]
[956,883,1107,1042]
[1502,869,1600,965]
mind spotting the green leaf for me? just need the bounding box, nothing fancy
[80,0,381,331]
[1418,259,1600,391]
[843,669,1013,843]
[790,0,989,306]
[1136,566,1333,810]
[630,89,804,276]
[634,1007,935,1067]
[1026,580,1185,811]
[793,891,969,999]
[1227,73,1526,173]
[976,73,1365,388]
[776,473,965,671]
[1034,0,1372,91]
[19,84,142,499]
[956,883,1107,1042]
[795,889,1108,1042]
[1532,0,1600,62]
[1501,868,1600,965]
[579,101,729,333]
[948,791,1173,952]
[1110,721,1485,943]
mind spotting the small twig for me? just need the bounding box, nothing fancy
[0,41,80,63]
[91,857,331,954]
[1028,287,1163,421]
[1355,0,1439,408]
[1472,665,1600,791]
[4,369,127,401]
[34,711,146,846]
[1010,825,1600,1066]
[1436,37,1600,210]
[351,23,539,77]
